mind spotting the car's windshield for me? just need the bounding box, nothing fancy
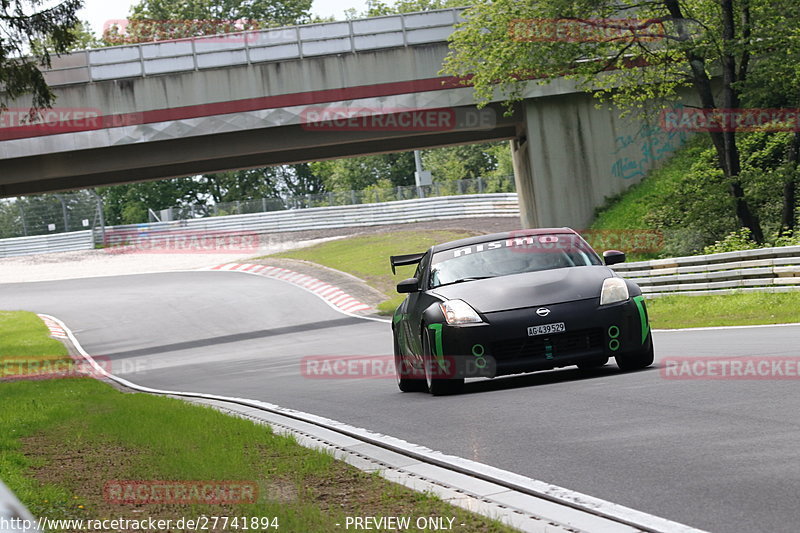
[429,233,601,288]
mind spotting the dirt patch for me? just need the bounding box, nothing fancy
[20,427,287,532]
[19,420,506,532]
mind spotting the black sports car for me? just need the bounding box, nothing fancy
[390,228,653,395]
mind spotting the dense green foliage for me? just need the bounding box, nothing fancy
[0,0,83,111]
[592,132,800,258]
[444,0,800,242]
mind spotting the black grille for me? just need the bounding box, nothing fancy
[491,328,603,361]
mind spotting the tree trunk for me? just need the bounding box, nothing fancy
[781,132,800,232]
[721,0,763,242]
[664,0,764,242]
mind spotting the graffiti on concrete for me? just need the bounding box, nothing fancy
[611,122,688,180]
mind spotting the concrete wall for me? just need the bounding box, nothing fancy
[33,45,452,119]
[513,93,689,229]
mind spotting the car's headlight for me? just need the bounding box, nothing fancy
[600,277,630,305]
[440,299,483,325]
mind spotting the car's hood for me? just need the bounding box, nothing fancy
[429,266,614,313]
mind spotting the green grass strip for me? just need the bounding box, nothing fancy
[647,292,800,329]
[0,311,514,532]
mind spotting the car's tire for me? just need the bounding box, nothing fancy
[422,328,464,396]
[615,334,655,371]
[394,336,426,392]
[577,356,609,370]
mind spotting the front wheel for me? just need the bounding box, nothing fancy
[422,328,463,396]
[615,335,655,371]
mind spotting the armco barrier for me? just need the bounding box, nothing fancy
[96,193,520,243]
[612,246,800,297]
[0,194,518,258]
[0,230,94,258]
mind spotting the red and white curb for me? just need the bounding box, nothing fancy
[210,263,373,314]
[38,314,68,339]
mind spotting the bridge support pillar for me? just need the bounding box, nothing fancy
[510,130,537,229]
[510,94,688,231]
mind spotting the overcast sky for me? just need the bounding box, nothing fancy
[78,0,370,36]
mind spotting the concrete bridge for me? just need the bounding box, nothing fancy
[0,8,687,229]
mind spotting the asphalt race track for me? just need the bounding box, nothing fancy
[2,271,799,532]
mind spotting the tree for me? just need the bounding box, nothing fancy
[310,153,416,191]
[30,20,101,55]
[421,142,502,182]
[98,178,201,224]
[345,0,465,19]
[735,9,800,234]
[103,0,313,43]
[195,164,324,205]
[443,0,800,242]
[0,0,83,111]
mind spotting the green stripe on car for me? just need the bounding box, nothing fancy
[633,295,650,345]
[427,323,445,364]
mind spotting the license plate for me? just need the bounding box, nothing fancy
[527,322,566,336]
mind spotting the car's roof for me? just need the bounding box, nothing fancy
[429,227,581,253]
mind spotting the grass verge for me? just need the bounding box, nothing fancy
[0,310,514,532]
[269,230,476,314]
[590,136,710,261]
[646,292,800,329]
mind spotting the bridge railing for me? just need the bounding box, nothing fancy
[42,8,466,86]
[612,246,800,297]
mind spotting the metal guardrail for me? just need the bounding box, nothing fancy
[0,480,40,532]
[154,176,515,221]
[0,194,518,257]
[0,230,94,258]
[42,8,465,86]
[99,193,520,243]
[612,246,800,297]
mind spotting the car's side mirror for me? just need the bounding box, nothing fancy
[397,278,420,293]
[603,250,626,266]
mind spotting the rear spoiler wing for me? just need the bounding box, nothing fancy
[390,252,426,275]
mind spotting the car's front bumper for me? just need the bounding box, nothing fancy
[429,296,650,378]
